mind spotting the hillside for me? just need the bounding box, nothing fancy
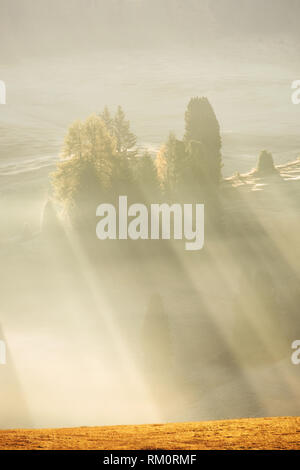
[0,417,299,450]
[222,158,300,238]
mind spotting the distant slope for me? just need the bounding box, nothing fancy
[0,417,299,450]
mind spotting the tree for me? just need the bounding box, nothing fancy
[156,144,168,189]
[100,105,137,156]
[136,152,160,200]
[184,97,222,186]
[110,153,135,199]
[99,106,137,194]
[0,323,32,428]
[185,140,211,187]
[257,150,276,175]
[157,98,222,197]
[141,294,172,376]
[233,267,283,366]
[114,105,137,155]
[41,198,63,237]
[156,133,186,196]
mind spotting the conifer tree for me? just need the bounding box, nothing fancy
[52,114,115,210]
[136,152,160,198]
[141,294,172,376]
[113,106,137,155]
[100,106,114,135]
[184,97,222,186]
[100,105,137,156]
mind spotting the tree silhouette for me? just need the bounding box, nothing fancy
[136,152,160,200]
[257,150,276,175]
[156,133,186,196]
[184,97,222,186]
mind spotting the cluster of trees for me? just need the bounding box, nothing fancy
[52,108,158,221]
[52,97,223,226]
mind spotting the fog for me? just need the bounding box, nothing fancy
[0,0,300,429]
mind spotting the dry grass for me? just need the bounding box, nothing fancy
[0,417,299,450]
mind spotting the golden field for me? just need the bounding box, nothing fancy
[0,417,299,450]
